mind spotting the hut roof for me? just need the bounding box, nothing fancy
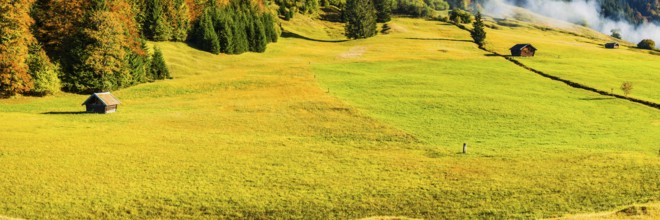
[605,42,619,46]
[510,44,536,51]
[82,92,121,106]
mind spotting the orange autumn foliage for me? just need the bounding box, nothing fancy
[0,0,36,96]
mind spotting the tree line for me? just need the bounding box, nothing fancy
[2,0,472,97]
[278,0,470,20]
[0,0,278,97]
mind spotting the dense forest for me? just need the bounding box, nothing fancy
[600,0,660,24]
[0,0,279,97]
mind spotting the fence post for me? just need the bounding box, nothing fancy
[463,143,467,154]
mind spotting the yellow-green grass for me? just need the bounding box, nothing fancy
[0,16,658,219]
[482,15,660,103]
[553,202,660,219]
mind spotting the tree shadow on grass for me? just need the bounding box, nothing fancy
[405,37,473,43]
[42,111,89,115]
[280,31,349,43]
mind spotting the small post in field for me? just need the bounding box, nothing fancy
[462,143,467,154]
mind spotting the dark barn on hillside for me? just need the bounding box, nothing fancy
[605,42,620,49]
[82,92,121,114]
[510,44,537,57]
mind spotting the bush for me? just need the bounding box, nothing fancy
[394,0,433,18]
[449,9,472,24]
[27,44,61,96]
[381,23,392,34]
[620,81,633,97]
[611,29,621,39]
[637,39,655,50]
[425,0,449,10]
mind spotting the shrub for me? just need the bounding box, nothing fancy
[610,29,621,39]
[393,0,433,18]
[620,81,633,97]
[637,39,655,50]
[27,44,61,96]
[381,23,392,34]
[450,9,472,24]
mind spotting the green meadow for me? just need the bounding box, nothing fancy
[0,16,658,219]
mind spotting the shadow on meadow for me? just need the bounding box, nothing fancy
[41,111,89,115]
[280,31,349,43]
[579,97,616,101]
[405,37,472,43]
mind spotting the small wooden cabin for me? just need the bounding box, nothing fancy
[510,44,537,57]
[605,42,620,49]
[82,92,121,114]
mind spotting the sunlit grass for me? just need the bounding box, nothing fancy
[0,16,658,219]
[483,17,660,103]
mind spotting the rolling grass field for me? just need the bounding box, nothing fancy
[482,13,660,103]
[0,15,658,219]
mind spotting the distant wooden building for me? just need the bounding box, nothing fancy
[605,42,620,49]
[82,92,121,114]
[510,44,537,57]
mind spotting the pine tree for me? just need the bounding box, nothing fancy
[0,0,36,97]
[344,0,377,39]
[374,0,392,23]
[195,8,221,54]
[262,14,278,43]
[232,11,249,54]
[149,0,173,41]
[252,15,268,53]
[129,40,150,83]
[216,10,235,54]
[150,46,170,80]
[471,12,486,49]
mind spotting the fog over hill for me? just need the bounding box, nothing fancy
[483,0,660,47]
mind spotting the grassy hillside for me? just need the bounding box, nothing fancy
[0,14,658,219]
[479,11,660,103]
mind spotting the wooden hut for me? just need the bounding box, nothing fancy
[82,92,121,114]
[605,42,620,49]
[510,44,537,57]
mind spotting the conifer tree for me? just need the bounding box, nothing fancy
[232,11,250,54]
[252,16,268,52]
[262,14,278,43]
[129,40,150,83]
[149,0,173,41]
[195,8,221,54]
[374,0,392,22]
[344,0,377,39]
[150,46,170,80]
[471,12,486,49]
[215,9,236,54]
